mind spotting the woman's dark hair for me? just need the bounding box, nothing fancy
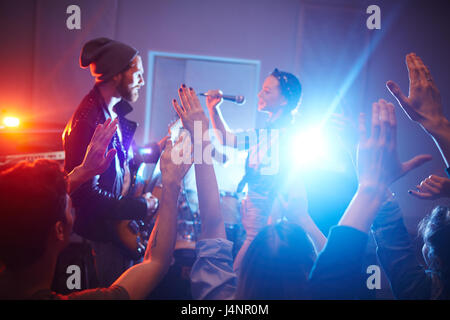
[419,205,450,297]
[0,160,67,270]
[235,222,316,299]
[270,68,302,113]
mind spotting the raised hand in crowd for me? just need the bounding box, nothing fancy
[339,99,432,232]
[172,85,225,240]
[112,136,192,300]
[174,86,233,300]
[173,84,210,136]
[67,118,118,193]
[387,53,450,167]
[408,174,450,200]
[305,100,431,299]
[369,62,450,299]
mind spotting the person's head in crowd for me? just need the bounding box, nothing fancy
[257,68,302,121]
[235,222,316,299]
[80,37,145,102]
[0,160,72,273]
[419,205,450,296]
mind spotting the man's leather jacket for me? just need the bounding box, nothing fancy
[63,85,147,242]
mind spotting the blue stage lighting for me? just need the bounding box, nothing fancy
[291,127,328,168]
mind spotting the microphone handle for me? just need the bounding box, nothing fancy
[199,92,245,104]
[221,95,237,102]
[199,92,233,99]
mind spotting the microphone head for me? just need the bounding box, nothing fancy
[235,95,246,105]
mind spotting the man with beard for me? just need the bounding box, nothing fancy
[63,38,155,287]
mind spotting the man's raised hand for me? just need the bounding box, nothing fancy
[357,99,432,190]
[81,118,118,177]
[387,53,444,131]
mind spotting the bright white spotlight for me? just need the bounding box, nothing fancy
[139,147,153,155]
[292,128,327,168]
[3,116,20,127]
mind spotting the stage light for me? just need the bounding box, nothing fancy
[139,147,153,155]
[3,116,20,127]
[137,143,161,163]
[291,127,328,168]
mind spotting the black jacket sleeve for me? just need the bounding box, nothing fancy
[308,225,368,299]
[371,200,433,299]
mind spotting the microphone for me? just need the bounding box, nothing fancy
[199,92,246,105]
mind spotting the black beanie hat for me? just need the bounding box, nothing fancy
[80,37,139,82]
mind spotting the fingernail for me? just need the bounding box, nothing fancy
[189,87,193,91]
[179,88,182,92]
[181,84,186,88]
[408,190,412,194]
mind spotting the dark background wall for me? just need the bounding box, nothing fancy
[1,0,450,298]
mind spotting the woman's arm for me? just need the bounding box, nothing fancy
[172,85,226,240]
[173,85,237,300]
[205,89,237,148]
